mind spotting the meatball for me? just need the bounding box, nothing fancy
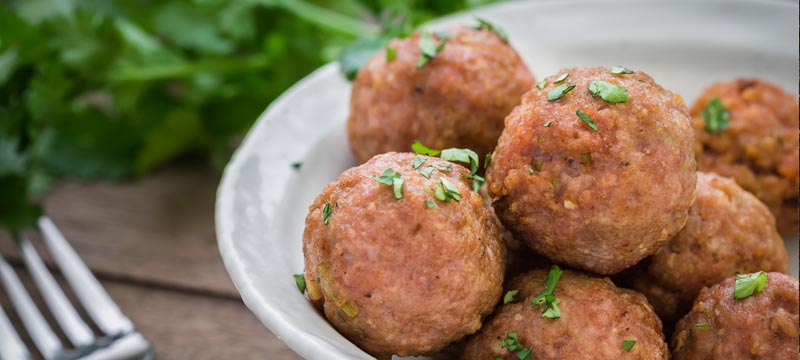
[302,152,506,357]
[487,66,696,274]
[671,272,799,359]
[347,26,534,163]
[691,78,799,235]
[626,172,789,330]
[463,268,668,359]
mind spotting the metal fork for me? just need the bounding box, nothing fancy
[0,217,153,360]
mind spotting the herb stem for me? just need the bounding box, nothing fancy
[111,55,272,82]
[269,0,379,37]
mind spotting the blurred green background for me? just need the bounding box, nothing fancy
[0,0,498,229]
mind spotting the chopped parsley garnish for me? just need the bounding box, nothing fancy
[702,97,729,133]
[534,162,543,172]
[419,166,435,179]
[553,73,569,84]
[543,120,555,127]
[385,46,396,62]
[547,83,576,101]
[341,301,358,317]
[411,140,441,156]
[291,162,302,170]
[610,65,634,75]
[528,166,535,175]
[293,274,306,294]
[588,80,629,103]
[621,340,636,352]
[690,323,711,330]
[322,201,332,224]
[733,271,768,300]
[485,152,493,169]
[413,154,426,169]
[425,200,436,208]
[503,289,520,304]
[431,164,452,172]
[501,332,532,360]
[463,174,485,192]
[440,148,480,174]
[531,265,563,319]
[373,168,403,199]
[417,30,446,68]
[393,177,404,199]
[474,17,508,42]
[435,178,461,202]
[576,110,599,131]
[536,80,547,90]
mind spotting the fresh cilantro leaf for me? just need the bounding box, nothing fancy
[440,148,479,174]
[484,152,492,169]
[417,30,446,68]
[373,168,400,185]
[504,289,519,304]
[413,154,426,169]
[588,80,629,103]
[322,201,332,225]
[733,271,768,300]
[553,72,569,84]
[385,45,396,62]
[438,177,461,202]
[474,17,508,42]
[392,176,404,199]
[293,274,306,294]
[611,65,634,74]
[690,323,710,329]
[532,265,563,319]
[543,120,555,127]
[547,83,576,101]
[419,166,435,179]
[411,140,441,156]
[338,37,388,81]
[425,200,435,208]
[431,164,451,172]
[702,97,729,133]
[536,79,547,89]
[621,340,636,352]
[576,110,599,131]
[463,173,485,192]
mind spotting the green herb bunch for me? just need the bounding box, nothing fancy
[0,0,496,229]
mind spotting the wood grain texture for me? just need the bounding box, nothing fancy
[0,165,301,359]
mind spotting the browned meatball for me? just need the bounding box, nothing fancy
[671,272,799,359]
[692,79,799,235]
[347,27,534,163]
[302,152,505,358]
[463,269,668,359]
[627,172,789,330]
[487,66,696,275]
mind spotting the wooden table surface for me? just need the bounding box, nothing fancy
[0,165,302,359]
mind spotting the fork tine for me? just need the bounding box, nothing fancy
[17,234,95,347]
[0,248,62,359]
[0,297,30,360]
[37,217,134,336]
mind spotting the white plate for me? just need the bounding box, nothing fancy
[216,1,799,359]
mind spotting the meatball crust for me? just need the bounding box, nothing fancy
[463,269,668,360]
[627,172,789,329]
[671,272,799,359]
[302,152,506,357]
[347,27,534,163]
[487,66,697,274]
[691,78,799,235]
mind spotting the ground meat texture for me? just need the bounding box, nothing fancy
[347,27,534,164]
[302,152,506,358]
[691,78,799,236]
[463,269,668,360]
[626,172,789,331]
[671,272,799,359]
[486,66,696,275]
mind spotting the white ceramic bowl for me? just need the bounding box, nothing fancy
[216,1,799,358]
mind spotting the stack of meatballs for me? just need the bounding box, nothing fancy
[300,21,799,360]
